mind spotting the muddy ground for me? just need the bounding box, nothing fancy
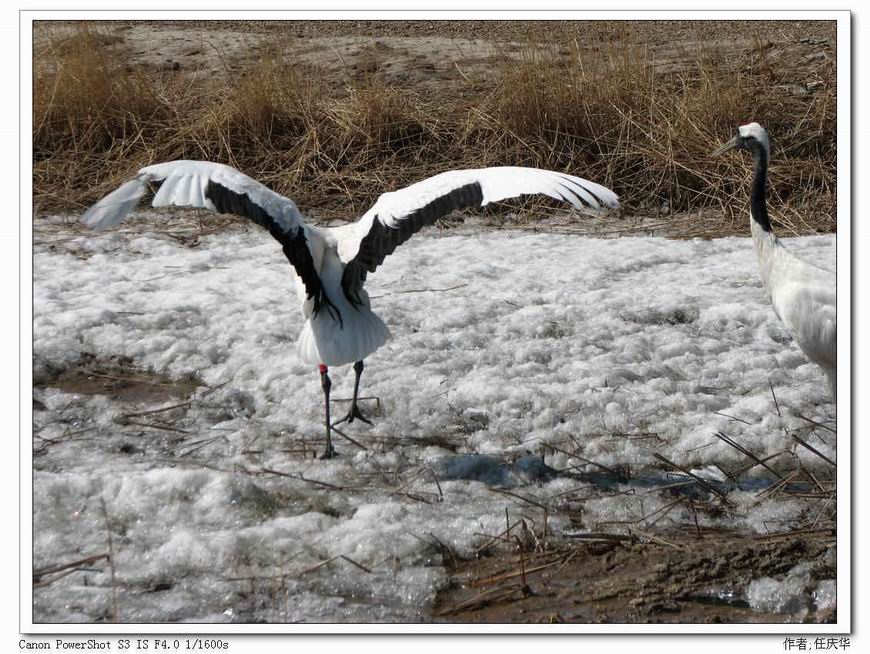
[434,531,836,624]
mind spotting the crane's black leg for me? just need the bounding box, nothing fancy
[332,360,373,427]
[319,364,337,459]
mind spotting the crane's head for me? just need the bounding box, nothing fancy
[712,122,770,157]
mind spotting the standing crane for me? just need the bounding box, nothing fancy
[713,123,836,399]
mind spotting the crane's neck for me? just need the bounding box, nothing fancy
[748,140,778,290]
[749,144,771,233]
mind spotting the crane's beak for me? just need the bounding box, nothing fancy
[711,136,739,157]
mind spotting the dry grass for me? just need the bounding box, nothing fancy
[33,25,837,234]
[463,41,835,233]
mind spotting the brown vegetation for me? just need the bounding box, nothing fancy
[33,22,837,235]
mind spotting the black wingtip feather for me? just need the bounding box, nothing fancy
[556,173,609,209]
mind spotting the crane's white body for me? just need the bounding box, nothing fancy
[751,220,837,397]
[82,161,618,368]
[292,230,391,366]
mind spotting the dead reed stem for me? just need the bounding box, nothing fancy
[99,496,119,623]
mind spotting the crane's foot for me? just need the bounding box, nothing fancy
[332,402,373,428]
[319,443,338,460]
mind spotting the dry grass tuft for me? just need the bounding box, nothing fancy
[32,26,837,235]
[463,40,835,233]
[34,26,172,208]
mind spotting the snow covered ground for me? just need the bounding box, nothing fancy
[31,216,837,623]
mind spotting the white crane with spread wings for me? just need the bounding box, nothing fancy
[82,161,619,457]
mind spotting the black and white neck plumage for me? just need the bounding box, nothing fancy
[81,162,619,368]
[714,122,836,399]
[745,123,772,234]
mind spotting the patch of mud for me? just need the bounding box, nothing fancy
[433,531,836,624]
[34,354,203,403]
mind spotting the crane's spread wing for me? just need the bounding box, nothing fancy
[337,166,619,305]
[81,161,336,318]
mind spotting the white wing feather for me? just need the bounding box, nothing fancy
[337,166,618,261]
[81,160,305,232]
[373,167,617,225]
